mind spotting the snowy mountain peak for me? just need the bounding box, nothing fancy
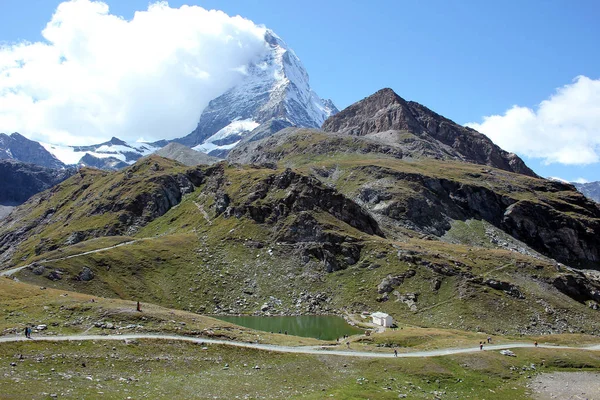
[176,29,338,156]
[42,137,159,166]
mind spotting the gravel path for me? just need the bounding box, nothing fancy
[0,240,139,277]
[529,372,600,400]
[1,334,599,358]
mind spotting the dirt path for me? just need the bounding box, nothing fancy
[0,240,140,278]
[193,201,212,225]
[1,334,599,359]
[529,371,600,400]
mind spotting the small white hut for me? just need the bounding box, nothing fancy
[371,312,393,327]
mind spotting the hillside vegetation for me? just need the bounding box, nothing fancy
[1,88,599,338]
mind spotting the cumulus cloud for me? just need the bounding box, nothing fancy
[0,0,268,145]
[467,76,600,165]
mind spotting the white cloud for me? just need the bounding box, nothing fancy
[467,76,600,165]
[0,0,268,145]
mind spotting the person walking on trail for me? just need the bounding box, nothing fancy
[394,349,398,357]
[534,341,538,348]
[479,342,483,350]
[24,327,28,338]
[487,336,491,343]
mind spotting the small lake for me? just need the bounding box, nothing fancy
[214,315,363,340]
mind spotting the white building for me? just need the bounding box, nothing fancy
[371,312,394,327]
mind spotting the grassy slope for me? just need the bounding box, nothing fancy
[0,156,190,266]
[13,219,600,335]
[1,338,600,399]
[2,272,600,399]
[1,146,598,335]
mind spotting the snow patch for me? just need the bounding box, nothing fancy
[207,119,259,142]
[41,139,159,166]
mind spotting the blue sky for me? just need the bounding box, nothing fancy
[1,0,599,181]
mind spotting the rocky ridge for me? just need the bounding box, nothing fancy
[321,88,536,176]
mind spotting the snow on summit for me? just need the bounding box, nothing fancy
[176,30,338,155]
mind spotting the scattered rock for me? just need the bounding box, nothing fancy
[77,267,94,282]
[31,264,45,276]
[46,270,63,281]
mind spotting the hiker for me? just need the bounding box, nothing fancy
[487,336,491,343]
[24,327,28,338]
[479,342,483,350]
[394,349,398,357]
[534,341,538,348]
[346,342,350,349]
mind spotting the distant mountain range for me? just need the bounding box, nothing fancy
[41,137,160,169]
[0,133,64,169]
[0,159,75,207]
[574,181,600,203]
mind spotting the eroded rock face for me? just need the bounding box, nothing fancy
[226,168,383,237]
[502,201,600,268]
[352,165,600,269]
[219,168,383,272]
[551,274,600,304]
[322,88,536,177]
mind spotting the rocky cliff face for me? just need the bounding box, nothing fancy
[350,164,600,268]
[0,160,75,205]
[228,122,600,270]
[322,88,536,177]
[193,164,383,272]
[0,133,65,169]
[175,31,337,155]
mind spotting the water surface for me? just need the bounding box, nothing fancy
[214,315,362,340]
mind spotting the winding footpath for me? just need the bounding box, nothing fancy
[0,240,140,278]
[2,240,600,359]
[1,334,599,358]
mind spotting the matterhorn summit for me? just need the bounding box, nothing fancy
[174,30,338,156]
